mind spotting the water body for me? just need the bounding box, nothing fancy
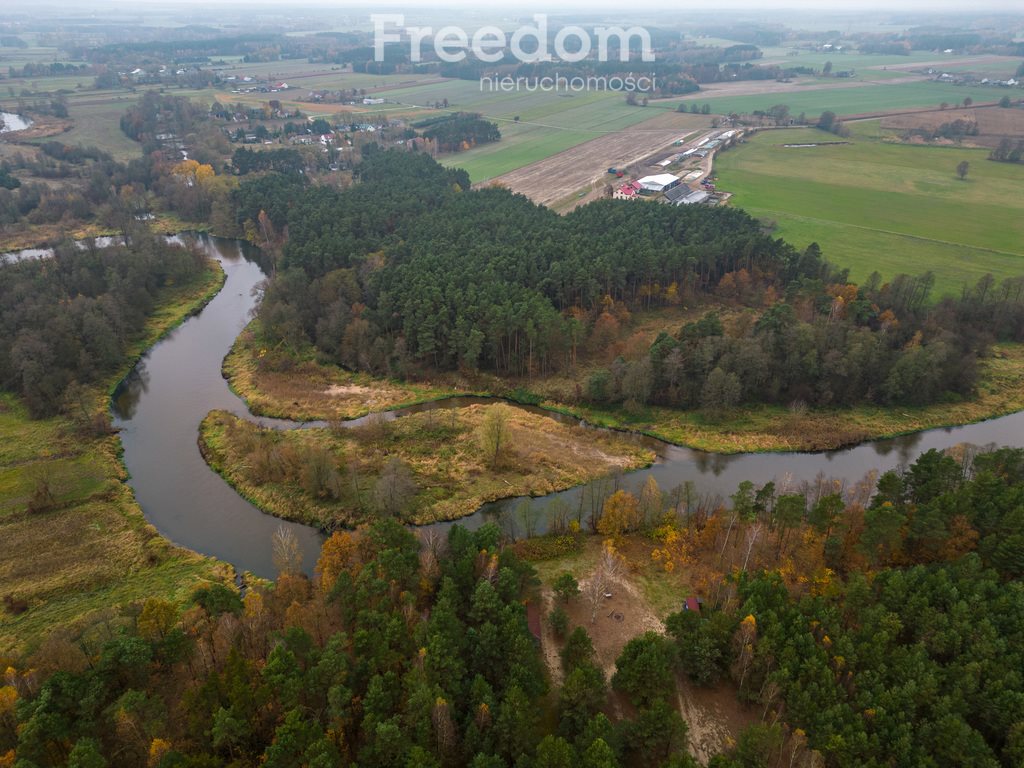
[3,236,154,265]
[111,235,325,577]
[111,235,1024,579]
[0,111,32,133]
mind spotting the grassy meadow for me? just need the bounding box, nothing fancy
[58,95,147,160]
[0,260,231,655]
[715,121,1024,295]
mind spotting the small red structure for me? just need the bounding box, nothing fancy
[683,596,701,613]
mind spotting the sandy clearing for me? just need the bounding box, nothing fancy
[541,558,758,765]
[324,383,375,397]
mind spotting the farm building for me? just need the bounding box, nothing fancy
[613,181,643,200]
[663,185,693,204]
[674,189,710,206]
[637,173,681,194]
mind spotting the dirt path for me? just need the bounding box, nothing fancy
[542,559,757,765]
[676,676,748,765]
[539,587,565,688]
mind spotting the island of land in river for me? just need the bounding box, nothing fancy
[199,403,656,529]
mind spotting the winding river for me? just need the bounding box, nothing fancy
[105,235,1024,579]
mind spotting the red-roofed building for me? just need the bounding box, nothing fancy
[613,181,643,200]
[683,596,701,613]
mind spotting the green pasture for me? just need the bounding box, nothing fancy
[378,81,673,181]
[687,81,1017,118]
[715,123,1024,295]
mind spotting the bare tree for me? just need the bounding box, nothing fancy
[742,523,764,571]
[373,457,417,516]
[271,524,303,576]
[586,541,623,623]
[516,499,541,539]
[956,160,970,180]
[418,528,446,582]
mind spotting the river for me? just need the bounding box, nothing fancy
[109,234,1024,579]
[3,236,148,265]
[0,111,32,133]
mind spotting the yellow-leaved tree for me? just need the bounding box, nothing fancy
[597,490,641,537]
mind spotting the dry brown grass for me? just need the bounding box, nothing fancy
[225,313,1024,456]
[224,323,455,421]
[200,402,655,528]
[881,106,1024,148]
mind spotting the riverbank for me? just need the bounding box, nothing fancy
[224,323,1024,454]
[0,212,210,254]
[0,258,231,655]
[199,403,656,529]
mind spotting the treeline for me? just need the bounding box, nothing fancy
[247,149,1023,410]
[586,270,1024,413]
[0,518,705,768]
[1,94,241,233]
[0,233,207,417]
[9,440,1023,766]
[74,33,303,64]
[990,138,1024,164]
[727,447,1024,766]
[903,117,979,142]
[252,148,830,378]
[5,62,89,78]
[231,147,305,175]
[554,445,1024,765]
[120,91,207,147]
[422,113,501,153]
[0,140,142,227]
[0,136,185,228]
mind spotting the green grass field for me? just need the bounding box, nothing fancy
[377,80,675,181]
[58,96,145,160]
[689,80,1016,118]
[715,122,1024,295]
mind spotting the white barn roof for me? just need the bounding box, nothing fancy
[637,173,680,191]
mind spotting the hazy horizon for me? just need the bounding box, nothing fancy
[5,0,1024,14]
